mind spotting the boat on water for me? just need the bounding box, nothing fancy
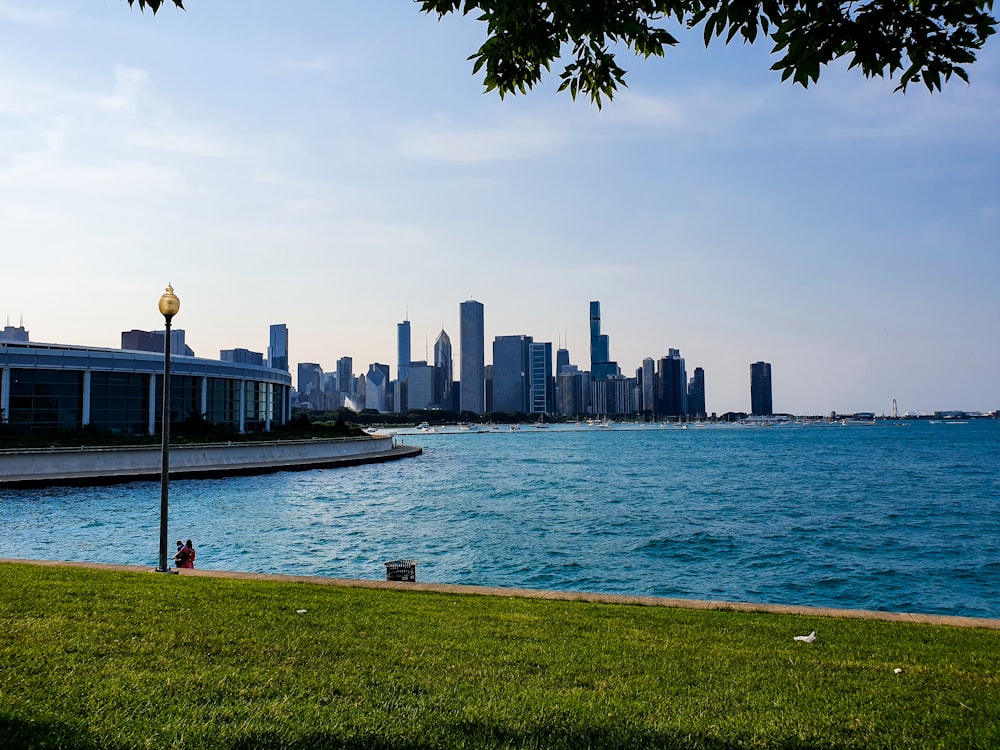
[533,414,549,428]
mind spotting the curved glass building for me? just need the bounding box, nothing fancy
[1,341,292,434]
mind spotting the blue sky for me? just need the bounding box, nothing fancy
[1,1,997,415]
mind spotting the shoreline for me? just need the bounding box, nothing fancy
[3,558,997,630]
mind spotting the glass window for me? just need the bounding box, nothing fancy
[8,368,84,431]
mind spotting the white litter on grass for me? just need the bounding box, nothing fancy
[793,631,816,643]
[296,609,307,614]
[894,668,903,674]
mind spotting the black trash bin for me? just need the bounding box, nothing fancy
[384,559,417,582]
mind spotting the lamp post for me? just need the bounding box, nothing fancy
[155,284,180,573]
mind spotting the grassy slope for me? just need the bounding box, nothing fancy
[1,563,997,749]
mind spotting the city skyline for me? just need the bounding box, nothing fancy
[1,3,996,416]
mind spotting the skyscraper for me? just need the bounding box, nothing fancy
[268,324,289,371]
[297,363,323,402]
[528,341,553,415]
[687,366,706,418]
[751,361,773,416]
[556,347,570,374]
[337,356,354,397]
[641,357,656,415]
[589,301,618,380]
[406,361,436,410]
[365,364,389,413]
[397,319,411,383]
[657,349,687,418]
[492,335,532,413]
[459,299,485,414]
[434,329,454,410]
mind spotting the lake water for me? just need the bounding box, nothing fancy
[2,420,998,618]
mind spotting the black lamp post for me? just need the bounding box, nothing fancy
[155,284,180,573]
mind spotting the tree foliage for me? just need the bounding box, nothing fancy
[130,0,995,104]
[419,0,996,105]
[127,0,184,11]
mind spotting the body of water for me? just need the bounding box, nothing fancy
[2,420,998,618]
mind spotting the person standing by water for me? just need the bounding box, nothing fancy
[173,540,189,569]
[173,539,196,569]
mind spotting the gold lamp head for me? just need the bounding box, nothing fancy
[158,284,180,319]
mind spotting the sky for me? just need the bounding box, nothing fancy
[1,1,997,416]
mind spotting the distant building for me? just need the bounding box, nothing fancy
[528,341,553,415]
[459,299,485,414]
[220,348,264,367]
[121,329,194,357]
[492,335,532,413]
[268,324,289,371]
[556,347,570,375]
[750,361,773,416]
[397,319,411,383]
[366,363,390,412]
[641,357,656,415]
[557,368,585,416]
[297,362,323,409]
[687,367,706,418]
[434,329,454,411]
[336,357,354,398]
[589,301,619,380]
[407,361,436,410]
[657,349,687,418]
[591,375,636,416]
[0,323,29,343]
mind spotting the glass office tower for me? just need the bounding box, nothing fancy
[397,320,411,383]
[268,324,288,371]
[459,300,485,414]
[751,361,773,416]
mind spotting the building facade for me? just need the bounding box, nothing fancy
[1,341,291,434]
[122,328,194,357]
[459,299,485,414]
[268,324,289,372]
[750,361,773,416]
[433,329,453,411]
[687,366,706,419]
[657,349,687,419]
[220,348,264,367]
[589,300,619,380]
[406,361,437,410]
[492,335,532,414]
[397,320,411,383]
[528,341,553,415]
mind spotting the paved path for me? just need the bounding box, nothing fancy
[4,558,997,630]
[0,445,422,488]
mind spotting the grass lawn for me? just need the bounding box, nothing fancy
[1,562,997,749]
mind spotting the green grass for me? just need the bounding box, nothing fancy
[1,563,997,749]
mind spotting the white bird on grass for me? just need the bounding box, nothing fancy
[793,631,816,643]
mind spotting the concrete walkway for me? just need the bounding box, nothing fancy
[0,444,422,488]
[4,558,997,630]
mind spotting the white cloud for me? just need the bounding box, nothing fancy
[0,2,65,24]
[128,126,240,158]
[97,66,151,113]
[398,115,571,162]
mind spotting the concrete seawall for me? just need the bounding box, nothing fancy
[0,436,421,488]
